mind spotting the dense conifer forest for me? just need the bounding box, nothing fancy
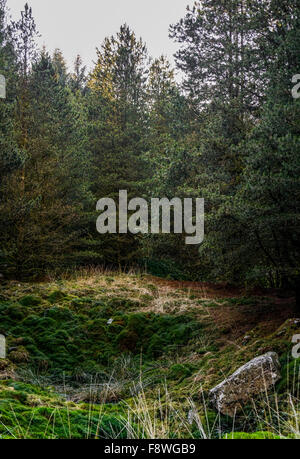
[1,0,299,300]
[0,0,299,441]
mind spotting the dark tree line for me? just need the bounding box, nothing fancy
[0,1,299,308]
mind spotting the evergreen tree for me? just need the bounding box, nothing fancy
[3,50,92,277]
[170,0,262,111]
[232,0,300,307]
[87,25,149,267]
[0,0,23,273]
[0,0,20,177]
[52,48,68,86]
[69,55,86,93]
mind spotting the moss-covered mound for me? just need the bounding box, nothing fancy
[0,295,203,380]
[0,380,126,439]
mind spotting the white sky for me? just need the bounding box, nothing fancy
[7,0,190,75]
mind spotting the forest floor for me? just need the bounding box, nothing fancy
[0,269,299,439]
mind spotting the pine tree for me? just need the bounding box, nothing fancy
[232,0,300,309]
[69,55,86,93]
[2,49,92,277]
[170,0,262,111]
[0,0,20,177]
[0,0,23,274]
[87,25,149,267]
[52,48,68,86]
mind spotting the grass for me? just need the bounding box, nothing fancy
[0,378,298,439]
[0,267,299,439]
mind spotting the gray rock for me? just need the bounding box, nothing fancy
[209,352,281,416]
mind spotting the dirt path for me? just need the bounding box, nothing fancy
[148,276,296,340]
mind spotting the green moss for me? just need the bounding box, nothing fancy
[140,294,153,303]
[223,431,284,439]
[277,354,300,395]
[19,295,41,307]
[225,297,257,306]
[117,329,139,352]
[105,277,115,284]
[0,276,298,440]
[0,380,127,439]
[47,291,68,304]
[70,297,93,308]
[0,289,203,380]
[168,363,195,381]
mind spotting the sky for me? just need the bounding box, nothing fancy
[7,0,190,75]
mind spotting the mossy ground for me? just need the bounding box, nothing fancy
[0,269,299,439]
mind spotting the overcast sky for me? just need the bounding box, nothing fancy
[7,0,190,75]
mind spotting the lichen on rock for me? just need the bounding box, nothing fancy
[209,352,281,416]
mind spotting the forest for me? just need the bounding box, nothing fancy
[0,0,299,300]
[0,0,299,441]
